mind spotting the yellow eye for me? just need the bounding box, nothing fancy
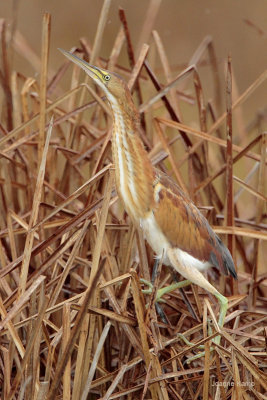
[104,74,110,81]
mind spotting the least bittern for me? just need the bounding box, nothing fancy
[60,49,237,355]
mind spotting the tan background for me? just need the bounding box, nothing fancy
[1,0,267,118]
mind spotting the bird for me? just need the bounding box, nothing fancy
[59,48,237,351]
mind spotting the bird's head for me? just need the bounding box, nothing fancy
[59,48,135,116]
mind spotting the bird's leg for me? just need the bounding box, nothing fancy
[151,258,159,284]
[165,248,230,363]
[142,258,168,323]
[141,258,192,323]
[141,277,191,302]
[157,279,192,301]
[155,302,168,324]
[213,292,228,344]
[141,254,192,302]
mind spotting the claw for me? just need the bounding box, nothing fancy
[140,278,154,293]
[140,278,166,302]
[177,333,216,364]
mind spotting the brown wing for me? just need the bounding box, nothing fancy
[153,172,237,278]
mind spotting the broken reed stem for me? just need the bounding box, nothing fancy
[226,55,234,251]
[90,0,111,65]
[119,7,146,131]
[38,12,51,165]
[68,0,111,151]
[226,55,237,295]
[0,19,13,131]
[62,303,71,400]
[136,0,162,56]
[252,132,267,306]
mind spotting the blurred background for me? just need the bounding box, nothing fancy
[1,0,267,120]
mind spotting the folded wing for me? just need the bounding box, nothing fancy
[153,172,237,279]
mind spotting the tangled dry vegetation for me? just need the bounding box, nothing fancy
[0,4,267,400]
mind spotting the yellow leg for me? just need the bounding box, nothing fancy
[141,278,191,302]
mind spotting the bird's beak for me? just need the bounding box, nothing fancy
[58,48,103,82]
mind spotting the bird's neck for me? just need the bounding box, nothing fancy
[109,96,155,220]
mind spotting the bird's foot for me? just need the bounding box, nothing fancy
[182,294,228,363]
[177,332,219,364]
[140,278,191,303]
[183,338,224,364]
[140,279,168,323]
[177,333,205,350]
[178,310,225,364]
[140,278,164,303]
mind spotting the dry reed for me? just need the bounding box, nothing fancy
[0,3,266,400]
